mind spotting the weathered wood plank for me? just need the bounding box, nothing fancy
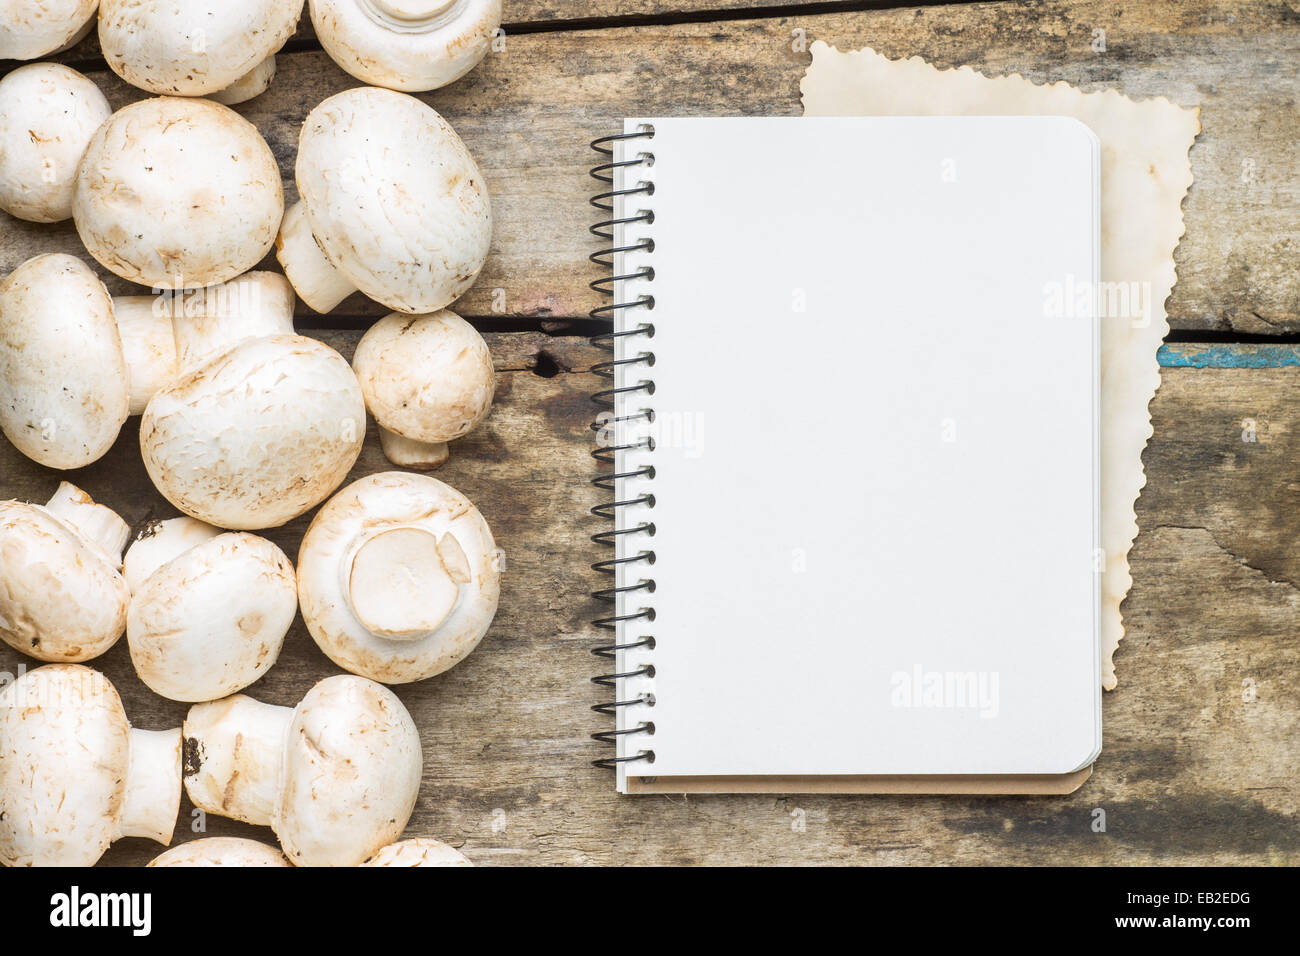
[0,1,1295,331]
[7,1,858,73]
[1,334,1297,865]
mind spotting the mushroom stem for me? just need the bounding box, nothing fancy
[183,695,293,827]
[208,55,277,106]
[115,727,183,844]
[113,296,180,416]
[378,426,450,470]
[369,1,460,21]
[347,527,468,640]
[169,272,298,370]
[43,482,130,561]
[276,201,358,313]
[123,517,222,592]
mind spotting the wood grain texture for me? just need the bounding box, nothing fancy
[0,334,1296,866]
[0,1,1296,867]
[1,0,1296,331]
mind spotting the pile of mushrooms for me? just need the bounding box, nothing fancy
[0,9,505,868]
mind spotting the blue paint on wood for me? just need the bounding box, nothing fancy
[1159,344,1300,369]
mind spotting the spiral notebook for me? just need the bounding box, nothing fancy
[590,116,1101,795]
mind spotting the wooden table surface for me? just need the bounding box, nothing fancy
[1,0,1297,866]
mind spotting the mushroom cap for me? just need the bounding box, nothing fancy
[353,311,494,444]
[276,675,422,867]
[297,471,500,683]
[99,0,303,97]
[294,87,491,313]
[149,837,293,867]
[124,516,222,593]
[362,837,473,867]
[0,254,129,470]
[73,97,283,289]
[0,63,111,222]
[0,664,128,866]
[0,0,97,60]
[140,335,366,530]
[0,498,130,662]
[127,531,297,702]
[310,0,501,93]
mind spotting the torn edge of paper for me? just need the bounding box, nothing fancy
[800,43,1201,690]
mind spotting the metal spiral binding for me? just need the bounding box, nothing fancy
[589,126,657,771]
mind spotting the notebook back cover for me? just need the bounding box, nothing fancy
[607,116,1100,789]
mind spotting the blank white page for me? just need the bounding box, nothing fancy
[608,117,1100,788]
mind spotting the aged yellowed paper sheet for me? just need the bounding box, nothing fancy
[802,44,1200,688]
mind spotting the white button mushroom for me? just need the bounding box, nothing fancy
[352,310,495,469]
[73,97,284,290]
[98,0,303,105]
[361,838,472,867]
[309,0,501,92]
[124,517,297,703]
[139,272,366,530]
[0,253,129,470]
[148,837,292,867]
[0,0,97,61]
[297,472,501,684]
[205,55,279,107]
[276,87,491,314]
[182,675,423,867]
[0,664,182,867]
[0,63,110,223]
[0,482,130,663]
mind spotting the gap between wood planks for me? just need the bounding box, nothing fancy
[1165,329,1300,346]
[318,320,1300,340]
[291,320,1300,381]
[299,314,598,378]
[306,314,608,335]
